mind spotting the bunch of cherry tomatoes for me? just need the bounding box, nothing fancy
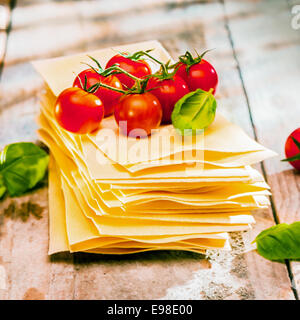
[54,49,218,137]
[54,48,300,171]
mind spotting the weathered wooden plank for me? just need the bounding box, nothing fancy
[12,0,206,29]
[0,31,6,66]
[0,0,11,73]
[47,253,75,300]
[0,1,11,31]
[3,188,49,300]
[0,97,39,145]
[4,1,222,67]
[0,1,79,299]
[0,97,75,300]
[72,251,210,300]
[223,0,300,298]
[160,4,294,299]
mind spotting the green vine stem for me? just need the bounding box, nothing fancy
[106,65,143,91]
[131,50,181,80]
[138,51,169,77]
[75,74,103,94]
[91,82,127,94]
[171,49,213,72]
[116,49,154,61]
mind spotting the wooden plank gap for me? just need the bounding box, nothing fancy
[0,2,10,30]
[220,0,299,300]
[0,0,16,81]
[0,31,7,63]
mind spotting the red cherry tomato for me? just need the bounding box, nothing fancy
[73,68,122,117]
[176,59,218,94]
[54,87,104,134]
[114,92,162,137]
[147,75,189,123]
[106,54,151,89]
[284,128,300,170]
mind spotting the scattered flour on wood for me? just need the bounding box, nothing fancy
[161,231,256,300]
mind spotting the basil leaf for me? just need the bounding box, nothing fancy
[255,221,300,261]
[171,89,217,135]
[0,142,49,198]
[0,174,6,198]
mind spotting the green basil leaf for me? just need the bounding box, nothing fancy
[255,221,300,261]
[0,174,6,199]
[171,89,217,135]
[0,142,49,197]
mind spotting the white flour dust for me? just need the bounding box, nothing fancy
[162,231,256,300]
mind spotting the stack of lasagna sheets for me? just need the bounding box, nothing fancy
[33,41,276,255]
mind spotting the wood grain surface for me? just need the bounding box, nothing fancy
[0,0,299,300]
[0,0,11,72]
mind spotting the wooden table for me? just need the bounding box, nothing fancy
[0,0,299,300]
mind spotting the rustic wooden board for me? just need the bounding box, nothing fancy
[0,0,11,70]
[0,0,298,300]
[0,31,7,66]
[0,1,11,31]
[223,0,300,297]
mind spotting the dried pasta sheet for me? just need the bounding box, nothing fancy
[48,155,234,254]
[39,127,269,214]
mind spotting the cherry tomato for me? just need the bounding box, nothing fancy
[176,59,218,94]
[284,128,300,170]
[106,54,151,89]
[147,75,189,123]
[114,92,162,137]
[73,68,122,117]
[54,87,104,134]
